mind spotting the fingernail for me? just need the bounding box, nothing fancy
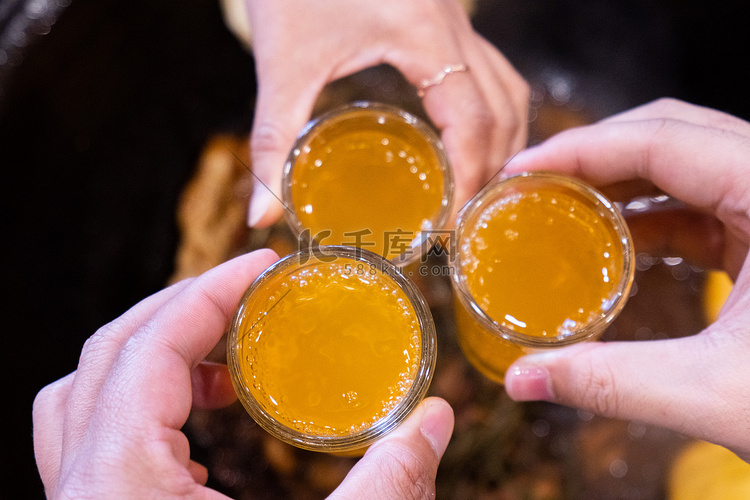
[248,184,271,227]
[419,399,453,457]
[505,364,554,401]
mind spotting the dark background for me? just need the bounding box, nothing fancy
[1,0,256,497]
[2,0,749,497]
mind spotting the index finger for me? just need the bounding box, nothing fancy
[601,98,750,138]
[100,249,279,430]
[504,118,750,220]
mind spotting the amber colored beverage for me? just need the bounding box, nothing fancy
[283,102,453,264]
[452,172,634,383]
[228,246,436,453]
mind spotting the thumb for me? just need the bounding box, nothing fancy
[504,331,749,454]
[329,397,454,500]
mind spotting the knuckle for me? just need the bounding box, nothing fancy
[575,356,621,417]
[78,321,127,366]
[467,101,497,130]
[459,103,498,147]
[378,446,436,499]
[645,116,677,141]
[641,117,679,172]
[647,96,684,113]
[250,121,289,156]
[33,381,58,415]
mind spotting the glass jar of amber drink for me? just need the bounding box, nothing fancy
[282,101,453,265]
[227,246,436,454]
[451,172,634,384]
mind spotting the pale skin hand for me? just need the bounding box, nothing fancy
[32,249,454,499]
[501,98,750,461]
[244,0,529,227]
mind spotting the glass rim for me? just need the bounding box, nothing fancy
[227,245,437,452]
[281,101,454,266]
[451,171,635,348]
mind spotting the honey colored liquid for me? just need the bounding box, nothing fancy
[456,181,625,381]
[236,257,422,436]
[290,111,446,260]
[453,295,525,384]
